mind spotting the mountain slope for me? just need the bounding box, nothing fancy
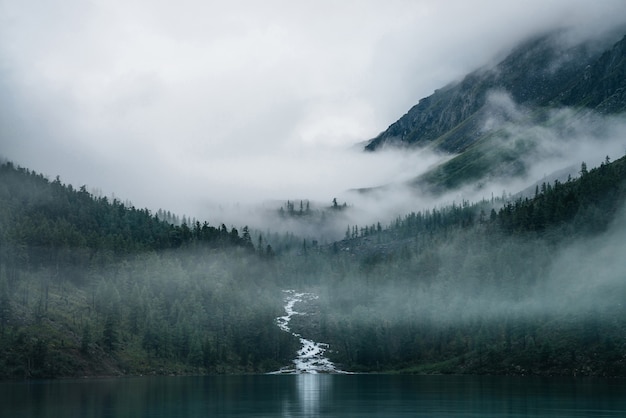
[364,31,626,192]
[556,34,626,112]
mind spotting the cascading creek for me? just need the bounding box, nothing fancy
[270,290,349,374]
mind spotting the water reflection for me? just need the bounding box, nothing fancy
[2,374,626,417]
[293,374,332,417]
[281,374,332,416]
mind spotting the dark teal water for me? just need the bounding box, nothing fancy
[2,374,625,417]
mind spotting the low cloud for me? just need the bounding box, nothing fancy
[2,0,626,233]
[425,91,626,209]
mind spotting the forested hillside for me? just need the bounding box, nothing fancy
[0,162,293,378]
[311,155,626,375]
[1,154,625,378]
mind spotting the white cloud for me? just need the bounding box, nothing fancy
[1,0,626,225]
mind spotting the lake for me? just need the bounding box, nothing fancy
[2,374,626,417]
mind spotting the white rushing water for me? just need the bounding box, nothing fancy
[270,290,350,374]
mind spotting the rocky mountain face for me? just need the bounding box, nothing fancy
[364,31,626,194]
[365,31,626,155]
[556,34,626,113]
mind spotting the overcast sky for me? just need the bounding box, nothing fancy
[2,0,626,222]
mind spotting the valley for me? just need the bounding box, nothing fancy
[2,28,626,379]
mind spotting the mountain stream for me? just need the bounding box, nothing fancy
[270,290,349,374]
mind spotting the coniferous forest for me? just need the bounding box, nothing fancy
[1,154,625,379]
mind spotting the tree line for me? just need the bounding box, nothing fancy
[1,154,625,378]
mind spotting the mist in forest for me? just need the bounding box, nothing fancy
[291,203,626,365]
[204,101,626,245]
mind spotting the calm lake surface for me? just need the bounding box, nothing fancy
[2,374,626,417]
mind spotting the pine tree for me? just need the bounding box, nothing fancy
[81,324,91,354]
[102,316,118,352]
